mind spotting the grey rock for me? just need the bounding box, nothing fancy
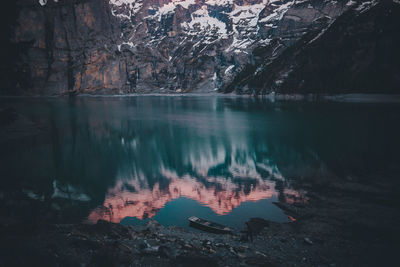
[1,0,349,95]
[304,237,313,245]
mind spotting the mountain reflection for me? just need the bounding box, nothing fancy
[80,97,309,223]
[88,166,305,223]
[9,96,397,225]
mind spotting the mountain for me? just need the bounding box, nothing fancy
[224,0,400,94]
[109,0,349,93]
[0,0,397,95]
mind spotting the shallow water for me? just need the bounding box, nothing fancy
[1,96,400,230]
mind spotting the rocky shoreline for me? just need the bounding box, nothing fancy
[1,177,399,267]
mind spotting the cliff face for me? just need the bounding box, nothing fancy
[109,0,349,93]
[1,0,351,95]
[1,0,397,95]
[223,0,400,94]
[1,0,130,95]
[277,0,400,94]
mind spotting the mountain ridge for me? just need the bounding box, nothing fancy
[224,0,400,94]
[1,0,398,95]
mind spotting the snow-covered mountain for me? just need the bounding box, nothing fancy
[1,0,398,95]
[107,0,350,93]
[223,0,400,94]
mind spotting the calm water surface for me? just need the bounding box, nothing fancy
[1,96,400,230]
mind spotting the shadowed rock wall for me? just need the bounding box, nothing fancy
[0,0,131,95]
[223,0,400,94]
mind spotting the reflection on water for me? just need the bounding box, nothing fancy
[1,96,399,228]
[87,168,303,224]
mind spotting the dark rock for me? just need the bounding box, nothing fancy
[304,237,313,245]
[174,254,219,267]
[247,218,270,235]
[93,220,131,239]
[1,0,350,95]
[146,219,163,229]
[1,0,129,95]
[0,107,18,126]
[225,0,400,95]
[245,256,277,267]
[159,245,180,259]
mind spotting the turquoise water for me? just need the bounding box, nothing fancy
[1,96,400,230]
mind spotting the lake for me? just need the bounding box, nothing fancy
[1,96,400,230]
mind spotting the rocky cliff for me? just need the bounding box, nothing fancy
[1,0,128,95]
[106,0,349,93]
[224,0,400,94]
[0,0,397,95]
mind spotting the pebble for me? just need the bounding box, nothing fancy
[304,237,313,245]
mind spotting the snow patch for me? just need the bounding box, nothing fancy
[111,9,131,20]
[118,42,135,51]
[259,1,293,23]
[225,1,278,52]
[157,0,196,17]
[110,0,143,16]
[355,0,378,13]
[225,65,235,74]
[206,0,234,6]
[39,0,61,6]
[181,5,228,38]
[230,3,266,28]
[228,37,253,51]
[346,0,356,6]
